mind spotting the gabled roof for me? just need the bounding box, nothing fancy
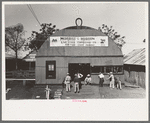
[22,50,37,61]
[5,50,31,59]
[124,48,145,66]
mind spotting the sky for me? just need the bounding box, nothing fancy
[4,2,148,55]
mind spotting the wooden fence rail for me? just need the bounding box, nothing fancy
[6,70,35,79]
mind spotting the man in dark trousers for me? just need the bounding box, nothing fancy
[73,73,81,93]
[98,72,105,87]
[77,73,83,89]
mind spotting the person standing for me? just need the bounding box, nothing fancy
[73,73,81,93]
[115,76,122,90]
[84,74,92,85]
[77,73,83,89]
[64,73,71,92]
[98,72,104,87]
[107,72,115,89]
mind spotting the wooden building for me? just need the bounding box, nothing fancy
[22,50,37,70]
[36,19,124,84]
[124,48,145,88]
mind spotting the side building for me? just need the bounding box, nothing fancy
[124,48,145,88]
[36,20,124,84]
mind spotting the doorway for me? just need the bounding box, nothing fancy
[68,63,90,81]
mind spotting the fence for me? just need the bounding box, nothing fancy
[6,70,35,79]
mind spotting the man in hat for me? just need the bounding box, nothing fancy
[64,73,71,92]
[98,72,105,87]
[107,72,115,89]
[77,72,83,89]
[84,74,92,85]
[73,73,81,93]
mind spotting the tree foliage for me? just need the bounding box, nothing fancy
[28,23,57,51]
[5,23,26,70]
[99,24,126,48]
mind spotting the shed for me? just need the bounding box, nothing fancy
[124,48,145,88]
[36,19,124,84]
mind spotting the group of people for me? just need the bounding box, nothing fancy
[63,73,92,93]
[63,71,122,93]
[98,72,122,89]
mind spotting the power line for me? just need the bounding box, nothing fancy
[28,4,41,26]
[27,4,41,26]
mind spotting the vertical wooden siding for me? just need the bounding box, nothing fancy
[124,70,145,88]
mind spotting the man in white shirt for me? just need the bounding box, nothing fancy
[107,72,115,89]
[64,73,71,92]
[98,72,105,87]
[77,73,83,78]
[77,73,83,89]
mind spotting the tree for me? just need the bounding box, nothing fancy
[99,24,126,48]
[5,23,26,70]
[28,23,57,51]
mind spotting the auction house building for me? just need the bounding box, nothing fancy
[36,19,124,84]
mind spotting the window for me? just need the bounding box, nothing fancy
[91,66,123,74]
[91,66,104,73]
[46,61,56,79]
[48,64,54,71]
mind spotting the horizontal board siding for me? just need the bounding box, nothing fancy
[36,57,123,66]
[36,57,123,84]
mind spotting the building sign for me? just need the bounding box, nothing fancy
[50,36,108,47]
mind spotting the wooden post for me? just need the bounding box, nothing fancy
[45,85,51,100]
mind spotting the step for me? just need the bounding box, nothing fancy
[55,91,62,94]
[54,93,62,96]
[57,89,62,91]
[54,95,61,99]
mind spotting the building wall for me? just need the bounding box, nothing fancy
[36,57,123,84]
[36,28,123,84]
[124,64,145,88]
[91,74,124,84]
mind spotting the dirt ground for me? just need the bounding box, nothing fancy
[6,81,62,100]
[6,81,146,100]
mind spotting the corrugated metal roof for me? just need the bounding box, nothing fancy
[124,48,145,66]
[5,53,16,59]
[5,50,31,59]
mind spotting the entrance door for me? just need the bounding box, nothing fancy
[69,63,90,81]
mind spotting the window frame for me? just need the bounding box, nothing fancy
[46,61,56,79]
[91,65,124,75]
